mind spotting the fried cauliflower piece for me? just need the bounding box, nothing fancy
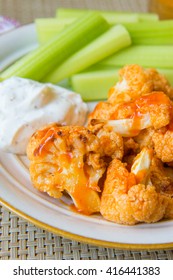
[108,64,153,103]
[94,125,124,160]
[89,65,173,130]
[100,148,169,225]
[108,64,173,103]
[123,138,139,156]
[150,157,173,196]
[150,157,173,219]
[152,122,173,162]
[133,128,155,154]
[112,91,172,130]
[148,68,173,100]
[88,101,117,123]
[134,91,173,130]
[27,124,123,215]
[89,92,172,139]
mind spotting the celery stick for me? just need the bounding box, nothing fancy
[124,20,173,45]
[36,18,173,46]
[70,66,173,101]
[43,24,131,83]
[0,13,109,81]
[70,65,120,101]
[57,8,159,23]
[101,46,173,69]
[35,18,74,44]
[57,8,139,24]
[36,13,162,45]
[138,13,159,22]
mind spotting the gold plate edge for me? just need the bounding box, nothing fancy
[1,197,173,251]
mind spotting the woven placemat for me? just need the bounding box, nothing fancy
[0,0,149,24]
[1,205,173,260]
[1,0,173,260]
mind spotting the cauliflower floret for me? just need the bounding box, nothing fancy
[27,124,123,214]
[152,123,173,162]
[150,157,173,196]
[108,64,154,103]
[89,65,173,134]
[134,128,155,150]
[123,138,139,156]
[108,65,173,103]
[88,101,118,123]
[147,68,173,100]
[110,91,172,130]
[100,148,169,225]
[89,92,172,139]
[95,126,124,160]
[135,91,172,130]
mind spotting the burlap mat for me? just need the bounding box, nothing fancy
[0,0,173,260]
[0,0,149,24]
[1,206,173,260]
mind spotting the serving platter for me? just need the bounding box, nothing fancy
[0,23,173,249]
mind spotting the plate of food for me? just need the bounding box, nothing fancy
[0,12,173,250]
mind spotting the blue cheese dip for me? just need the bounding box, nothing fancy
[0,77,88,154]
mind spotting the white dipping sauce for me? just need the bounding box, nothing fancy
[0,77,88,154]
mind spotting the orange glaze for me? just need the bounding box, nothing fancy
[127,173,136,190]
[135,92,173,115]
[34,128,56,156]
[68,168,100,215]
[113,92,172,118]
[129,114,144,136]
[111,92,173,133]
[69,204,92,216]
[56,154,100,215]
[110,101,136,120]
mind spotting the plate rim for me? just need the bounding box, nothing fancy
[1,23,173,250]
[1,197,173,250]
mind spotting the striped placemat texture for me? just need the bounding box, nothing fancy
[1,0,173,260]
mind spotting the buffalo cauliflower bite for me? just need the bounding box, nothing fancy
[123,138,139,156]
[147,68,173,100]
[150,157,173,196]
[152,122,173,163]
[148,151,173,221]
[108,64,154,103]
[88,101,117,123]
[108,65,173,103]
[89,92,172,136]
[26,64,173,225]
[27,124,123,215]
[100,148,169,225]
[133,128,154,151]
[89,65,173,133]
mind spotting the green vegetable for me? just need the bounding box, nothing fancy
[0,13,109,81]
[56,8,159,23]
[70,65,120,101]
[43,24,131,83]
[124,20,173,45]
[137,13,159,22]
[101,46,173,69]
[70,65,173,101]
[35,17,171,46]
[35,18,74,44]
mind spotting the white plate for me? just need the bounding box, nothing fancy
[1,24,173,250]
